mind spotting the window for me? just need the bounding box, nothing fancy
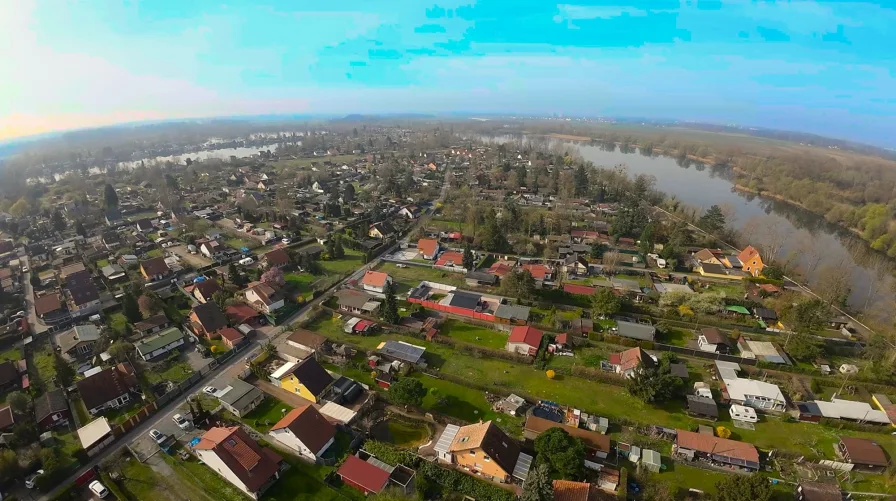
[484,456,491,462]
[468,451,476,456]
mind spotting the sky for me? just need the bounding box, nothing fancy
[1,1,895,147]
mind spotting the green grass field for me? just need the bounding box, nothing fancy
[318,248,364,275]
[241,398,292,433]
[386,420,431,448]
[439,319,508,349]
[374,262,468,291]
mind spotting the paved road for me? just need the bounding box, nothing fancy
[39,164,454,500]
[21,255,48,336]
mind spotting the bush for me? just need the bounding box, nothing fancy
[617,468,628,500]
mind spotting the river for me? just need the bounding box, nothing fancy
[483,135,891,316]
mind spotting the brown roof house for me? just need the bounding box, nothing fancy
[268,405,336,460]
[417,239,440,260]
[189,302,229,339]
[192,278,221,304]
[438,421,532,483]
[360,270,392,294]
[261,248,290,269]
[193,426,284,500]
[34,294,65,320]
[607,347,656,378]
[56,324,101,360]
[244,282,285,315]
[34,388,71,430]
[673,429,760,471]
[796,481,844,501]
[837,436,889,472]
[139,257,171,281]
[697,327,731,354]
[133,314,171,338]
[77,363,139,416]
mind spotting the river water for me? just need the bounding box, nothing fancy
[483,135,890,315]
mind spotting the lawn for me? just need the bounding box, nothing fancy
[30,341,58,391]
[439,319,508,350]
[72,398,90,425]
[305,314,896,458]
[146,248,164,258]
[318,248,364,275]
[144,358,195,384]
[0,346,21,363]
[262,458,349,501]
[96,258,111,268]
[284,272,320,299]
[387,420,432,448]
[117,457,171,501]
[241,398,293,433]
[659,328,692,347]
[374,262,468,291]
[165,453,252,501]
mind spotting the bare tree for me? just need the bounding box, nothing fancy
[859,250,894,314]
[794,232,825,278]
[602,251,621,276]
[816,261,853,308]
[757,216,788,263]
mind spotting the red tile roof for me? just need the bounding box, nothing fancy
[263,248,290,267]
[522,264,552,280]
[553,479,590,501]
[34,294,62,316]
[487,261,515,277]
[225,304,261,324]
[508,326,543,348]
[675,429,759,463]
[435,251,465,267]
[271,405,336,454]
[361,270,390,288]
[737,245,761,265]
[417,239,439,257]
[217,327,244,343]
[194,426,282,493]
[337,455,391,494]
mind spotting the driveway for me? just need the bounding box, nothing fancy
[21,255,48,335]
[166,244,212,269]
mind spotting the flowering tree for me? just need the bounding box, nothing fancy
[260,266,285,287]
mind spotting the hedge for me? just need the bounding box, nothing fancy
[361,440,515,501]
[617,467,628,500]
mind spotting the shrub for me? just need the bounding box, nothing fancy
[546,370,556,379]
[716,426,731,439]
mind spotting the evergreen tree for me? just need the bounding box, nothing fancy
[698,205,726,234]
[122,291,142,322]
[228,262,246,287]
[462,242,475,270]
[639,223,655,256]
[521,463,553,501]
[333,235,345,259]
[381,281,400,325]
[103,183,119,210]
[51,210,66,232]
[74,220,86,237]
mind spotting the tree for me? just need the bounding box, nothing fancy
[533,427,585,480]
[103,183,119,210]
[137,294,160,318]
[0,449,19,484]
[545,370,556,379]
[332,235,345,259]
[8,198,28,218]
[122,291,142,322]
[74,220,87,237]
[715,426,732,439]
[7,391,30,415]
[108,342,135,363]
[261,266,286,287]
[601,250,621,275]
[51,210,66,232]
[521,463,553,501]
[54,353,76,387]
[381,280,400,325]
[388,378,426,407]
[639,223,655,256]
[462,242,475,271]
[698,205,726,234]
[590,242,609,259]
[761,263,785,280]
[714,474,771,501]
[590,287,622,318]
[500,270,537,302]
[786,299,829,335]
[626,367,682,403]
[30,271,40,288]
[787,333,823,361]
[228,262,246,287]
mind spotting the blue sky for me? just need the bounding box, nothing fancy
[2,1,895,146]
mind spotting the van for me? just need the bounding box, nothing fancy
[729,404,758,423]
[238,257,254,266]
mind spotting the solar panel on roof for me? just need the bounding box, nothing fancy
[380,341,425,364]
[513,452,533,480]
[435,424,460,453]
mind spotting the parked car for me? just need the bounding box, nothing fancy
[203,386,217,395]
[281,237,292,244]
[89,480,110,499]
[149,429,166,444]
[238,257,254,266]
[25,469,44,489]
[173,414,191,430]
[396,264,408,268]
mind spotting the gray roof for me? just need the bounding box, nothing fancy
[615,320,656,341]
[687,395,719,418]
[465,271,497,284]
[101,264,125,278]
[57,324,101,354]
[218,379,264,410]
[379,341,426,364]
[495,303,531,321]
[34,389,68,422]
[135,328,184,358]
[448,291,481,310]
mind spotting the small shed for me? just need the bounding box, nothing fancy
[642,449,662,473]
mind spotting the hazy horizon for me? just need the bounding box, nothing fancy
[2,1,894,147]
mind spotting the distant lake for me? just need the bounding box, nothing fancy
[483,135,891,316]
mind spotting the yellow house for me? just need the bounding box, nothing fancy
[273,358,334,403]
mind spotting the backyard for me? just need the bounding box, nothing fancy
[239,397,293,433]
[439,319,508,350]
[374,262,468,292]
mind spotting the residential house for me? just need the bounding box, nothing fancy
[216,379,265,417]
[193,426,284,500]
[506,326,544,356]
[200,240,224,259]
[736,336,787,364]
[218,327,245,349]
[101,264,126,282]
[34,294,65,321]
[673,429,760,472]
[225,304,263,326]
[34,389,71,430]
[335,289,381,315]
[189,302,229,339]
[192,278,221,304]
[697,327,730,354]
[134,219,154,233]
[261,248,290,269]
[269,405,336,460]
[608,347,656,378]
[417,239,440,260]
[562,254,590,277]
[56,324,101,360]
[715,361,786,411]
[398,206,420,219]
[272,357,333,403]
[244,282,285,314]
[796,482,844,501]
[360,270,392,294]
[135,328,185,361]
[692,248,725,266]
[102,231,122,250]
[64,270,100,318]
[487,260,516,278]
[296,244,324,259]
[521,264,553,283]
[133,314,171,338]
[140,257,171,281]
[336,455,392,495]
[737,245,765,277]
[369,222,397,240]
[286,329,327,356]
[77,363,139,416]
[0,405,14,433]
[104,208,123,226]
[837,437,889,472]
[443,421,531,483]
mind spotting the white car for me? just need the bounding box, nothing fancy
[25,469,44,489]
[281,237,292,244]
[173,413,191,430]
[203,386,218,395]
[89,480,110,498]
[149,429,166,444]
[396,264,408,268]
[22,266,29,273]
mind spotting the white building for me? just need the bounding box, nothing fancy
[268,405,336,460]
[715,361,786,411]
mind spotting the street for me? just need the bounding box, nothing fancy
[37,162,453,501]
[22,255,48,336]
